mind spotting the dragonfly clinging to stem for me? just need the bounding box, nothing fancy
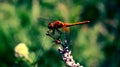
[39,17,90,34]
[38,17,90,43]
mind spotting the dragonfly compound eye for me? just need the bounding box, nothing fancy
[48,22,54,29]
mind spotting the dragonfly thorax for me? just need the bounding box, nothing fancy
[48,21,64,29]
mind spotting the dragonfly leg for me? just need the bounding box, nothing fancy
[52,29,55,35]
[46,30,55,40]
[56,29,62,39]
[46,29,63,45]
[46,29,62,44]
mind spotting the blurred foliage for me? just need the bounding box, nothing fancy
[0,0,120,67]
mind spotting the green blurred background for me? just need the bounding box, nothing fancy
[0,0,120,67]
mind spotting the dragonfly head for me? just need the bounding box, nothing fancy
[48,22,54,29]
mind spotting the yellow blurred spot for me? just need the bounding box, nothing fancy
[14,43,29,59]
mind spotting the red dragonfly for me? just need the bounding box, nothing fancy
[39,18,90,34]
[47,20,90,44]
[48,20,90,33]
[39,18,90,44]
